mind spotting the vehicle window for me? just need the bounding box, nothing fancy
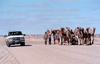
[8,32,22,36]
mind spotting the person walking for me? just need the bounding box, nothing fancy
[47,30,52,45]
[55,31,60,44]
[44,32,48,45]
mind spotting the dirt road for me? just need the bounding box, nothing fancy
[0,36,100,64]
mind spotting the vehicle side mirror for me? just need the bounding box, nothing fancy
[4,35,7,37]
[23,34,26,36]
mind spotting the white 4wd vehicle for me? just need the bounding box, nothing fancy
[5,31,25,47]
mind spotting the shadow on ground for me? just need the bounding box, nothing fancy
[10,45,32,47]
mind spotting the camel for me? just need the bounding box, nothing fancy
[80,28,87,44]
[78,28,84,45]
[80,28,91,45]
[74,27,79,45]
[76,27,96,45]
[46,27,96,45]
[51,29,61,44]
[51,29,56,44]
[74,27,84,45]
[86,27,96,44]
[74,27,79,37]
[60,27,71,45]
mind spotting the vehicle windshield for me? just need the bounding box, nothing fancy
[8,31,22,36]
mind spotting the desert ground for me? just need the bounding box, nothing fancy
[0,35,100,64]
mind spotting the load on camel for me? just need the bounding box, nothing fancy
[46,27,96,45]
[60,27,78,45]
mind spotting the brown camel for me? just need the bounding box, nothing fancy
[51,29,60,44]
[86,27,96,44]
[60,27,71,45]
[81,28,90,44]
[81,28,87,44]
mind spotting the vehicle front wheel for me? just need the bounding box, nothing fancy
[8,44,10,47]
[20,42,25,46]
[6,42,10,47]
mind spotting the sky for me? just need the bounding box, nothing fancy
[0,0,100,35]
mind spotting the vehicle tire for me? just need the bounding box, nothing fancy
[20,42,25,46]
[8,44,10,47]
[6,42,10,47]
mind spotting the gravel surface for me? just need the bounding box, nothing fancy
[0,36,100,64]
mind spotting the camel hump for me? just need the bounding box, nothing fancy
[84,30,87,33]
[64,29,68,33]
[88,29,93,34]
[78,31,83,38]
[74,29,79,36]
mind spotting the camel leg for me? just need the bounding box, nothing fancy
[90,36,92,45]
[68,38,70,45]
[80,39,82,45]
[79,38,82,45]
[84,38,86,44]
[75,36,79,45]
[78,38,80,45]
[54,37,56,44]
[86,38,87,44]
[80,39,83,45]
[88,38,90,44]
[85,38,88,45]
[82,38,85,44]
[60,37,61,44]
[61,37,63,45]
[78,38,79,45]
[92,36,94,44]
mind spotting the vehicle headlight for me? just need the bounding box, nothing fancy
[20,37,24,40]
[8,38,13,41]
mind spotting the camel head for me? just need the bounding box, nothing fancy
[93,27,96,30]
[68,27,70,31]
[79,28,82,33]
[86,27,90,32]
[47,30,50,33]
[51,29,54,32]
[77,27,79,29]
[61,28,64,32]
[93,27,96,33]
[51,29,55,33]
[81,28,84,33]
[81,28,84,31]
[79,27,81,29]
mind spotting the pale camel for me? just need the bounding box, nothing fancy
[78,28,84,45]
[74,27,79,45]
[74,27,84,45]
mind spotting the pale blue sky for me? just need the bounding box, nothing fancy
[0,0,100,35]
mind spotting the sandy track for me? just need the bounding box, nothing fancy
[0,37,100,64]
[5,45,100,64]
[0,45,20,64]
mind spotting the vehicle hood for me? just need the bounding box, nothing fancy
[7,35,24,39]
